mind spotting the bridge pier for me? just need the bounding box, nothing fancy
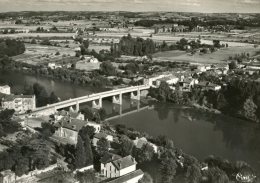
[112,93,122,105]
[130,90,140,101]
[92,97,102,109]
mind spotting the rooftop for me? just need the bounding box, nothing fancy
[2,94,34,102]
[94,132,110,139]
[100,153,122,164]
[0,85,10,89]
[55,110,82,119]
[54,118,87,132]
[0,170,14,177]
[111,155,136,170]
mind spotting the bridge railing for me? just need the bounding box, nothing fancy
[32,85,150,112]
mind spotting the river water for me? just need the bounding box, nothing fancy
[1,70,260,176]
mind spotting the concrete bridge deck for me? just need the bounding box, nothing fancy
[27,85,150,116]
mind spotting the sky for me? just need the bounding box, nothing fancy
[0,0,259,13]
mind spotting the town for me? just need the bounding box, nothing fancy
[0,8,260,183]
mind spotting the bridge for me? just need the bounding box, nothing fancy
[25,85,150,117]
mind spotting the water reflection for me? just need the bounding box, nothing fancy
[111,103,260,173]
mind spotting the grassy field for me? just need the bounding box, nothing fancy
[153,46,260,64]
[12,43,79,65]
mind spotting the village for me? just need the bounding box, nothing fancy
[0,10,260,183]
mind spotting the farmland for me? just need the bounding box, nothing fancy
[153,44,260,64]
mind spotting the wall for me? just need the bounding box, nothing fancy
[119,164,136,177]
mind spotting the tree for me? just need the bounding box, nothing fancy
[97,137,110,157]
[158,81,172,102]
[160,156,178,183]
[76,170,98,183]
[98,108,106,121]
[79,126,96,139]
[75,136,86,168]
[119,135,134,156]
[41,122,55,138]
[49,92,59,104]
[185,164,202,183]
[78,126,94,166]
[229,61,237,70]
[206,167,229,183]
[239,97,258,122]
[134,143,154,163]
[80,107,94,121]
[100,61,116,76]
[31,39,37,44]
[139,172,153,183]
[213,40,221,48]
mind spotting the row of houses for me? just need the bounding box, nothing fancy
[0,85,36,114]
[50,109,145,182]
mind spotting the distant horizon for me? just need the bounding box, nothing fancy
[0,10,260,14]
[0,0,259,14]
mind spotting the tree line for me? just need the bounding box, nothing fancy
[0,39,25,57]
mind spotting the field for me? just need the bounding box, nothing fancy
[153,45,260,64]
[12,43,79,65]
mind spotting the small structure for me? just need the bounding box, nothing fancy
[0,85,11,95]
[53,110,85,122]
[155,75,179,87]
[133,137,158,153]
[75,56,100,71]
[93,132,113,147]
[48,63,62,70]
[53,118,101,144]
[101,155,137,178]
[236,167,256,183]
[179,78,199,92]
[1,95,36,114]
[0,170,15,183]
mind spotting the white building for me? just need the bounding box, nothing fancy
[155,76,179,87]
[107,169,144,183]
[53,110,85,122]
[1,95,36,114]
[101,155,137,178]
[93,132,113,147]
[75,58,100,71]
[48,63,62,70]
[0,170,15,183]
[53,118,101,144]
[0,85,11,95]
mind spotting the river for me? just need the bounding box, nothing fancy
[1,70,260,177]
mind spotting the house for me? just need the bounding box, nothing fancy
[0,85,11,95]
[93,132,113,147]
[106,169,144,183]
[179,78,199,92]
[1,95,36,114]
[48,63,62,69]
[75,59,100,71]
[155,76,179,87]
[53,110,85,122]
[101,155,137,178]
[197,82,221,91]
[53,118,101,144]
[133,137,158,154]
[0,170,15,183]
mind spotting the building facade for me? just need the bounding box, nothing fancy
[1,95,36,114]
[0,85,11,95]
[101,155,137,178]
[0,170,15,183]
